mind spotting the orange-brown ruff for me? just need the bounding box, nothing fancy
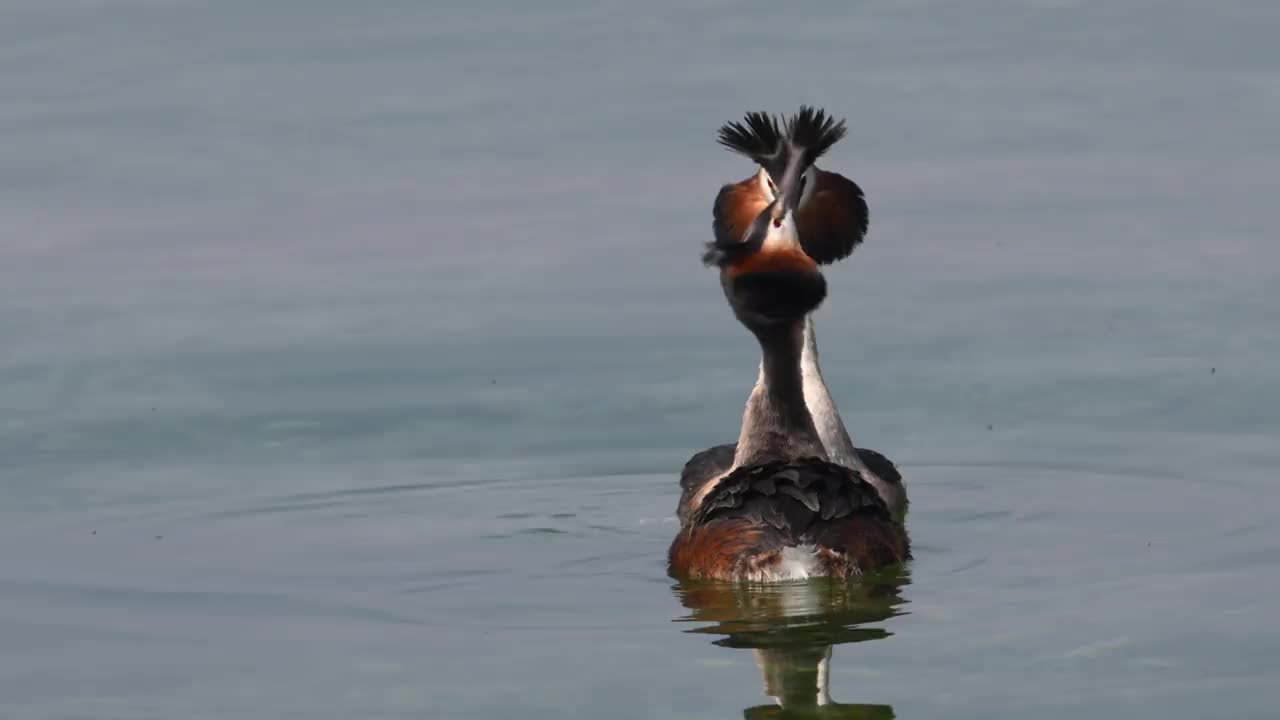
[714,167,869,267]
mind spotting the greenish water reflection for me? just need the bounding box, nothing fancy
[674,568,909,718]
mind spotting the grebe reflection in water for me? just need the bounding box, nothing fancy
[673,567,909,717]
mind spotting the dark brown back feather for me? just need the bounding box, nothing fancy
[677,443,735,524]
[854,447,903,488]
[687,457,891,544]
[677,443,905,523]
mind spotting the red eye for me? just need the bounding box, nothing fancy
[773,218,782,228]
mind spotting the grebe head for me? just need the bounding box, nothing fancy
[709,177,826,328]
[714,105,859,262]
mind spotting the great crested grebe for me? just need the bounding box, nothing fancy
[668,153,910,582]
[682,107,906,521]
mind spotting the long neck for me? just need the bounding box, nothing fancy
[799,314,863,469]
[800,315,907,517]
[734,320,827,467]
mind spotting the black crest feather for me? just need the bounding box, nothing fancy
[716,111,784,168]
[785,106,847,164]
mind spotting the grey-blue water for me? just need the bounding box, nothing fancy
[3,1,1278,718]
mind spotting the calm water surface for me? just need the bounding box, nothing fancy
[2,1,1279,718]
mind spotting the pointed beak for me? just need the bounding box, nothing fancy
[773,145,807,218]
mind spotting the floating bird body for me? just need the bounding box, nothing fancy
[697,107,907,519]
[670,121,910,582]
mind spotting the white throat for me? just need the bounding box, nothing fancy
[798,165,818,209]
[760,165,818,209]
[754,167,773,198]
